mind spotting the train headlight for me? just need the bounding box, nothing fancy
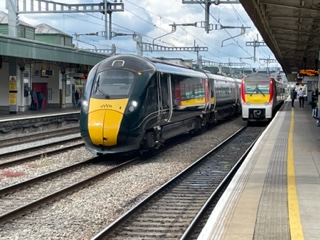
[81,100,89,113]
[128,100,138,112]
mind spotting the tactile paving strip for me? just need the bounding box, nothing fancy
[253,103,291,240]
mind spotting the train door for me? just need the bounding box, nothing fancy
[202,78,211,112]
[157,72,172,122]
[211,78,217,110]
[32,83,47,108]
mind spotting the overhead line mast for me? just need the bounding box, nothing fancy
[8,0,124,40]
[182,0,240,33]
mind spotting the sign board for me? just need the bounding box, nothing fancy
[298,69,319,76]
[8,76,18,113]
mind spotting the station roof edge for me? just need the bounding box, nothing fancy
[0,35,108,66]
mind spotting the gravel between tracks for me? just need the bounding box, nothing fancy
[0,140,93,188]
[0,117,246,240]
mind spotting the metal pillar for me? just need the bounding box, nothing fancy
[6,0,18,37]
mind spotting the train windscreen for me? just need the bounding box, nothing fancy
[92,70,134,99]
[244,74,270,94]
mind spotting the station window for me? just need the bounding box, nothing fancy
[23,74,30,97]
[66,80,71,97]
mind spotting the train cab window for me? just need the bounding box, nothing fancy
[92,70,134,98]
[244,81,269,94]
[244,73,271,95]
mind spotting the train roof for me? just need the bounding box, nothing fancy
[102,54,241,81]
[143,56,207,78]
[154,62,208,78]
[147,57,241,81]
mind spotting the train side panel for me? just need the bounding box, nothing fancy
[210,74,241,120]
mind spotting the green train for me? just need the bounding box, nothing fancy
[80,54,241,155]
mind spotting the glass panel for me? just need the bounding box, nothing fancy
[245,80,269,94]
[93,70,134,99]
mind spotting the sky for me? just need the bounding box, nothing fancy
[0,0,281,70]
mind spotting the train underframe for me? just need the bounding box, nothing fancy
[139,103,240,154]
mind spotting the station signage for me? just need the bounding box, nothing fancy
[9,76,18,113]
[69,73,84,78]
[298,68,319,76]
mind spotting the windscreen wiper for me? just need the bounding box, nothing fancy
[94,78,110,99]
[97,88,110,99]
[250,87,265,97]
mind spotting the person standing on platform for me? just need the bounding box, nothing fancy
[36,90,44,110]
[74,90,80,108]
[30,88,38,110]
[290,88,297,107]
[298,88,304,108]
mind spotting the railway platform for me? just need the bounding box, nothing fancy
[0,107,80,138]
[0,107,79,122]
[199,100,320,240]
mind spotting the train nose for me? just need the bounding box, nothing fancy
[88,109,125,146]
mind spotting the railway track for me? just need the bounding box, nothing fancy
[0,127,80,148]
[0,155,139,225]
[0,137,83,168]
[92,126,265,239]
[0,134,81,158]
[0,122,240,228]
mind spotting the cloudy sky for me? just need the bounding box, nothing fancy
[1,0,280,70]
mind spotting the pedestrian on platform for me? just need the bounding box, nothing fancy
[30,88,38,110]
[298,88,304,108]
[36,90,44,110]
[290,88,297,107]
[74,90,80,108]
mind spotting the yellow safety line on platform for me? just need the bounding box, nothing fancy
[287,109,304,240]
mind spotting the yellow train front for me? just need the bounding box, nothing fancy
[80,55,216,155]
[240,72,285,122]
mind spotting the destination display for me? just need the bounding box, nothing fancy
[298,68,319,76]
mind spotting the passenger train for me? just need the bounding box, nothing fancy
[240,72,285,122]
[80,54,242,155]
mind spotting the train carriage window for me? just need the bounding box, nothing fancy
[160,73,169,109]
[179,77,204,99]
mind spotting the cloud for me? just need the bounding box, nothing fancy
[0,0,279,69]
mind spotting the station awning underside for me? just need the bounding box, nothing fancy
[240,0,320,81]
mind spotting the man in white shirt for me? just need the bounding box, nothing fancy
[298,88,304,107]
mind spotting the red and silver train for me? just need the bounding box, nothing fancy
[80,54,242,155]
[240,72,285,122]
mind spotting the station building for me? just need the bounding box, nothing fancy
[0,11,109,113]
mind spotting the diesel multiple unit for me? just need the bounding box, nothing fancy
[240,72,285,122]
